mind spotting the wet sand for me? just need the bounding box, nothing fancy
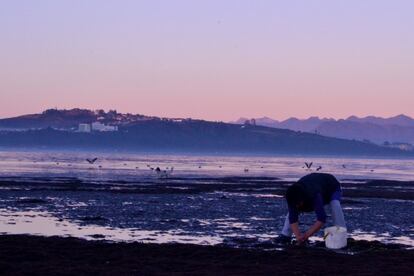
[1,176,413,200]
[0,235,413,275]
[1,176,413,274]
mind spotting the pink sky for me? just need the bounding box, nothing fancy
[0,1,413,121]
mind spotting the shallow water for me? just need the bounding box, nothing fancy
[1,150,414,181]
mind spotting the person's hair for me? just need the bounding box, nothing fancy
[285,184,306,207]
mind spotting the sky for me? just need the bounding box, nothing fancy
[0,0,413,121]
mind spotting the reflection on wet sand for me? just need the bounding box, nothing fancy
[351,230,414,247]
[0,209,222,245]
[1,208,413,248]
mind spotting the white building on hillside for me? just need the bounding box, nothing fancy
[78,123,91,133]
[91,122,118,132]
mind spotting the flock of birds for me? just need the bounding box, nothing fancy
[49,157,376,178]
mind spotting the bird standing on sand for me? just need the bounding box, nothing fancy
[155,167,174,179]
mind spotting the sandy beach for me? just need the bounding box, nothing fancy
[0,235,413,275]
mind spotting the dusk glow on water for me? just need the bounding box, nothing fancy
[1,150,414,181]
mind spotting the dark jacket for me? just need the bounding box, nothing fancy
[288,173,341,223]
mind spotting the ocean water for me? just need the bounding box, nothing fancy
[0,150,414,181]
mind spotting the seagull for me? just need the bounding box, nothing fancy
[304,162,313,170]
[244,168,249,173]
[316,166,322,171]
[86,158,98,164]
[342,164,346,169]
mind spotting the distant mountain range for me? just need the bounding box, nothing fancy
[0,109,412,157]
[233,115,414,145]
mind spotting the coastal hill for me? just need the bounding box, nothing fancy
[0,109,152,130]
[0,109,412,157]
[234,115,414,145]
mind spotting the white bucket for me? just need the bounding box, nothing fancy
[324,226,348,249]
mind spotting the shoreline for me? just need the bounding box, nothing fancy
[0,235,413,275]
[2,146,414,160]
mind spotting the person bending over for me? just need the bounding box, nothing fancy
[279,173,346,244]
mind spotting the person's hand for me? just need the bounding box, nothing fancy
[296,233,310,245]
[296,233,306,245]
[302,232,310,241]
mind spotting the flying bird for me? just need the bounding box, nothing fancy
[304,162,313,170]
[86,158,98,164]
[316,166,322,171]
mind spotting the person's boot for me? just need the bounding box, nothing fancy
[274,235,292,245]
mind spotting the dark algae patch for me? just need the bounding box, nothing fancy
[15,198,48,205]
[0,235,412,275]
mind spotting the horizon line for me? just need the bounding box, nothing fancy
[0,107,412,122]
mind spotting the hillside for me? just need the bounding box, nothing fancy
[0,109,151,130]
[0,119,411,157]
